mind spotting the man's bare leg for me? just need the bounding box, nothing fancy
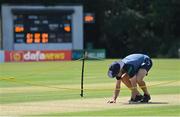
[136,69,151,102]
[129,75,139,99]
[121,73,140,95]
[136,69,150,95]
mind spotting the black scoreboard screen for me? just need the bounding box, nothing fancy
[13,10,73,44]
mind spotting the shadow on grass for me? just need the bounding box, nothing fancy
[122,102,169,105]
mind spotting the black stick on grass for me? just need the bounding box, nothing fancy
[80,50,86,97]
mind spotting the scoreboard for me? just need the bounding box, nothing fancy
[2,5,83,50]
[13,10,73,44]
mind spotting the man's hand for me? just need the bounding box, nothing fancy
[107,99,116,103]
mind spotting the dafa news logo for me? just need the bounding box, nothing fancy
[7,50,72,62]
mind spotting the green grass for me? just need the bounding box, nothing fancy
[0,59,180,116]
[0,85,179,104]
[42,105,180,116]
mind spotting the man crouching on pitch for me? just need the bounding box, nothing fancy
[107,54,153,103]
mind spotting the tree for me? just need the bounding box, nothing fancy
[0,0,180,57]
